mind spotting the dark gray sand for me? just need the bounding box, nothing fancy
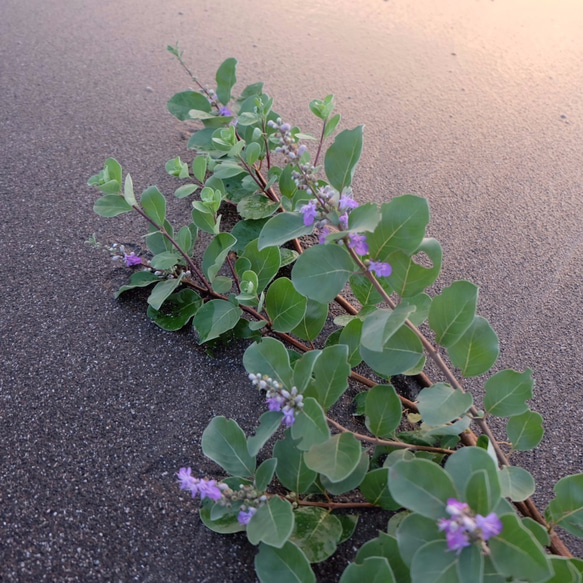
[1,0,582,580]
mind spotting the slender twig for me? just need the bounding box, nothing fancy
[326,416,455,455]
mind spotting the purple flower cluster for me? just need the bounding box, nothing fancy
[176,467,223,501]
[249,373,304,427]
[348,233,369,256]
[300,199,318,226]
[237,507,257,525]
[124,252,142,267]
[368,260,392,277]
[438,498,503,554]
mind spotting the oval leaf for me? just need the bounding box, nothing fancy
[389,459,457,519]
[247,496,294,548]
[292,244,354,304]
[304,433,362,484]
[265,277,308,333]
[255,541,315,583]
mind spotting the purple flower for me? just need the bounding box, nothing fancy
[197,479,222,501]
[300,200,318,226]
[446,498,470,517]
[445,526,471,554]
[177,467,199,497]
[338,213,349,230]
[368,260,392,277]
[266,396,283,412]
[237,507,257,525]
[476,513,503,540]
[318,226,331,245]
[124,252,142,267]
[339,193,358,210]
[281,407,296,427]
[218,106,233,117]
[348,233,369,256]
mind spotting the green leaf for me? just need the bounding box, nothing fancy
[506,410,544,451]
[389,459,457,519]
[244,141,262,165]
[355,532,410,582]
[337,514,359,544]
[304,344,351,411]
[201,416,256,477]
[360,468,401,510]
[464,469,496,517]
[483,368,534,418]
[292,244,354,303]
[202,232,236,282]
[428,281,478,348]
[93,194,132,217]
[167,90,211,120]
[360,325,424,376]
[199,498,245,534]
[255,541,315,583]
[258,212,313,250]
[323,113,341,138]
[291,397,330,451]
[241,239,281,293]
[187,127,215,150]
[410,541,460,583]
[290,507,343,563]
[396,512,441,568]
[273,432,317,493]
[175,184,199,199]
[191,206,218,234]
[365,384,402,438]
[499,466,535,502]
[212,161,245,179]
[521,517,551,548]
[368,195,430,261]
[147,276,182,310]
[458,544,484,583]
[489,514,553,582]
[123,173,137,206]
[324,126,363,193]
[255,458,278,491]
[304,433,362,483]
[444,447,501,508]
[247,496,294,548]
[279,164,298,198]
[215,57,237,105]
[347,202,381,233]
[165,156,190,178]
[399,293,432,326]
[388,238,442,298]
[360,305,417,353]
[140,186,166,225]
[321,451,369,495]
[149,251,182,270]
[349,273,384,306]
[547,557,583,583]
[192,299,241,343]
[231,219,268,254]
[146,288,202,331]
[291,299,328,342]
[447,316,499,377]
[339,318,363,367]
[545,473,583,537]
[192,155,207,182]
[292,351,321,393]
[114,271,159,298]
[248,411,284,457]
[238,194,279,220]
[417,383,473,427]
[265,277,307,333]
[340,557,396,583]
[243,337,293,388]
[177,225,194,254]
